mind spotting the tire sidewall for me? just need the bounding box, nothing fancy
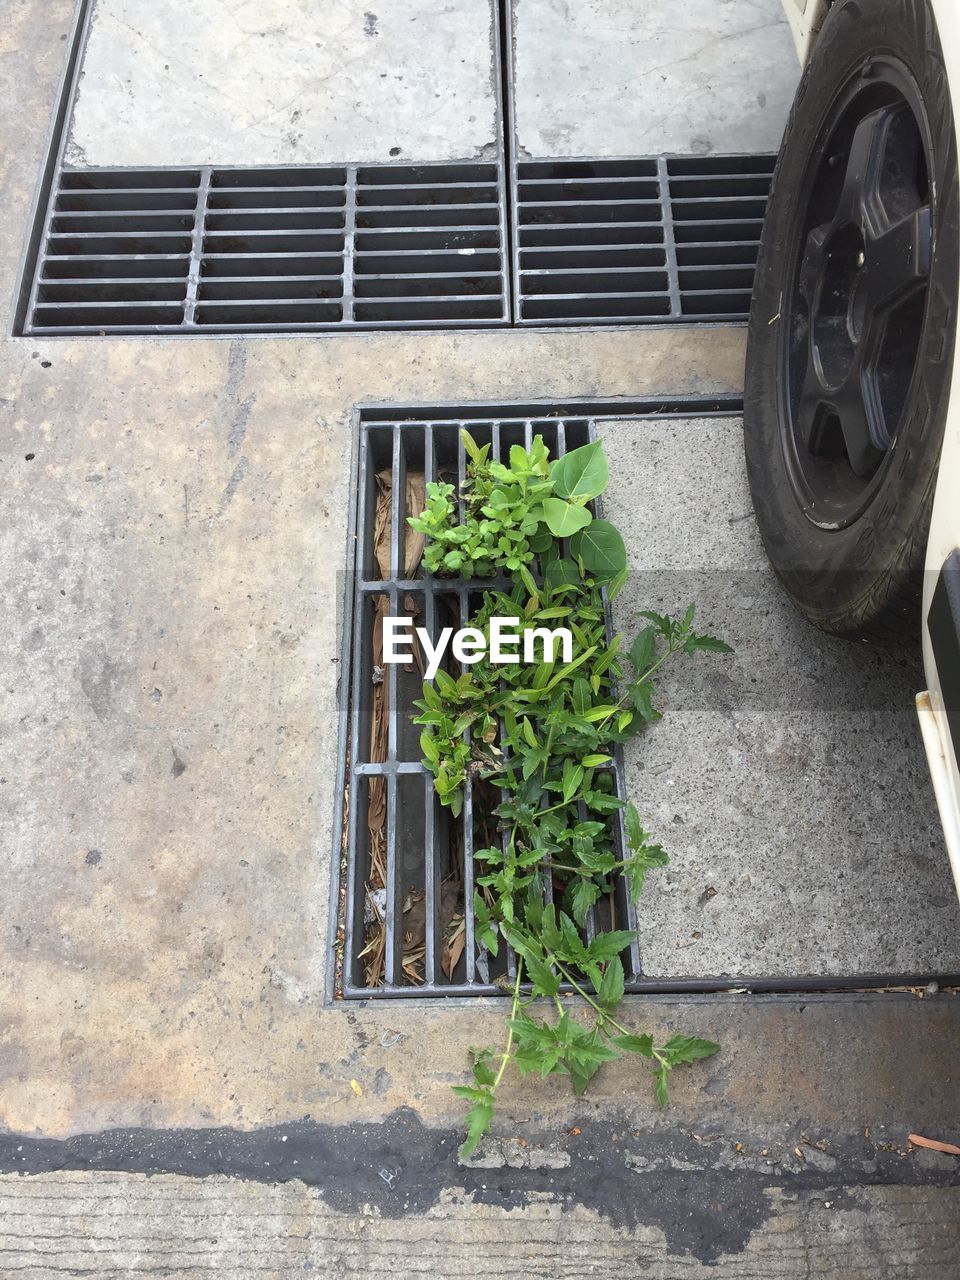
[744,0,958,625]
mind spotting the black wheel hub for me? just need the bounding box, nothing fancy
[781,60,933,527]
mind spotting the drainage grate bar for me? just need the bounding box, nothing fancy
[341,410,639,996]
[23,163,508,334]
[512,154,774,326]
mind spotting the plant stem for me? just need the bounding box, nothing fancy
[550,957,633,1038]
[494,958,524,1088]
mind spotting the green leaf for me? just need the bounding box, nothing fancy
[458,1094,494,1159]
[470,1047,498,1088]
[627,680,659,723]
[661,1035,721,1066]
[597,956,625,1008]
[685,632,734,655]
[571,520,627,579]
[629,626,657,676]
[562,760,584,803]
[540,904,563,953]
[612,1032,654,1057]
[526,954,561,998]
[625,803,644,852]
[544,558,582,592]
[585,790,626,813]
[582,703,619,723]
[518,563,539,599]
[587,930,636,961]
[461,429,488,466]
[542,497,593,538]
[571,678,591,718]
[551,440,608,502]
[570,877,601,926]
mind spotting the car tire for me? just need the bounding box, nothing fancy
[743,0,959,638]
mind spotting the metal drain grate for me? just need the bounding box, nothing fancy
[22,163,508,333]
[20,156,774,333]
[666,155,776,318]
[513,155,775,325]
[333,397,742,999]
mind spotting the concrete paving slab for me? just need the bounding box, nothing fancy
[66,0,499,167]
[601,417,960,977]
[513,0,799,158]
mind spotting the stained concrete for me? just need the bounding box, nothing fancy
[601,417,960,977]
[66,0,499,167]
[513,0,799,158]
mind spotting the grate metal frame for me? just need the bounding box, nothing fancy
[330,398,960,1002]
[22,162,510,334]
[17,0,778,336]
[511,154,776,325]
[15,0,777,335]
[333,397,742,1001]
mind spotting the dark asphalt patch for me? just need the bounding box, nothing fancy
[2,1110,958,1263]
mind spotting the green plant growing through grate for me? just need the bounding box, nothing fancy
[408,431,731,1157]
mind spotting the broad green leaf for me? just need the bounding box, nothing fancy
[629,626,657,676]
[526,954,560,998]
[587,930,636,961]
[544,558,582,592]
[613,1032,654,1057]
[571,520,627,579]
[542,497,593,538]
[625,803,645,852]
[661,1035,721,1066]
[551,441,609,502]
[562,761,584,803]
[628,679,660,723]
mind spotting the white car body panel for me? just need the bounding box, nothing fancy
[780,0,960,893]
[925,0,960,898]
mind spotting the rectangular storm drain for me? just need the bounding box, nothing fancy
[332,397,742,999]
[21,163,509,334]
[513,154,776,324]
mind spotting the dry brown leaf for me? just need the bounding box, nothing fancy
[908,1133,960,1156]
[443,915,466,979]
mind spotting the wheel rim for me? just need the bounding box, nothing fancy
[778,58,934,529]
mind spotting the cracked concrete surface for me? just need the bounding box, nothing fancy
[67,0,499,166]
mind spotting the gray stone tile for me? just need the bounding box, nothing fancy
[67,0,498,167]
[600,417,960,977]
[513,0,799,158]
